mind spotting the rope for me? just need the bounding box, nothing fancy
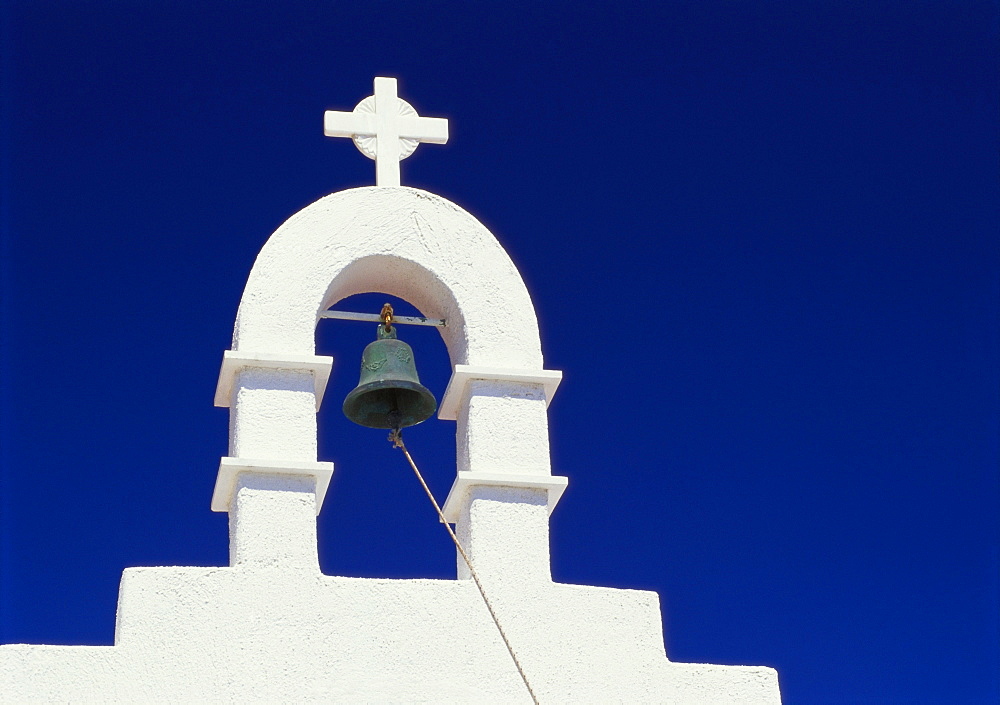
[388,428,541,705]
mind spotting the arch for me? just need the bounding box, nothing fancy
[232,187,543,370]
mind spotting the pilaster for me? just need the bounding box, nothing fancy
[228,473,319,570]
[213,352,335,569]
[440,367,567,583]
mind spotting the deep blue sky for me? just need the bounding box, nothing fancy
[2,2,997,703]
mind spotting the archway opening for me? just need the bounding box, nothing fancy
[315,292,458,579]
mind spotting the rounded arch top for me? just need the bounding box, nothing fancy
[232,186,543,369]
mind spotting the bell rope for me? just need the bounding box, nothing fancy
[387,427,541,705]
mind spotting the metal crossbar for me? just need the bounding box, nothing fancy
[319,310,446,327]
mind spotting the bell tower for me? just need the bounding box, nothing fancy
[0,77,782,704]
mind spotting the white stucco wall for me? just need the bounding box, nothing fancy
[231,187,542,370]
[1,562,780,703]
[0,186,781,703]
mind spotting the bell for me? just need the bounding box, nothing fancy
[342,322,437,429]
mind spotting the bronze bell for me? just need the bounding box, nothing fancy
[343,321,437,430]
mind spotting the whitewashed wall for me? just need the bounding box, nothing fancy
[0,188,781,703]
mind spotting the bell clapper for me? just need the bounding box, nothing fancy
[387,406,404,447]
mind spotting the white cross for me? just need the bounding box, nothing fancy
[323,77,449,187]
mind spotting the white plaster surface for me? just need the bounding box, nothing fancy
[211,458,333,514]
[0,565,780,703]
[1,184,781,703]
[456,379,553,477]
[441,471,568,523]
[229,186,541,369]
[228,473,318,569]
[438,365,562,420]
[214,350,333,410]
[227,367,319,463]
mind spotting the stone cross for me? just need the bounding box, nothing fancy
[324,77,449,187]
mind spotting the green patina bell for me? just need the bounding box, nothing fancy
[343,322,437,430]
